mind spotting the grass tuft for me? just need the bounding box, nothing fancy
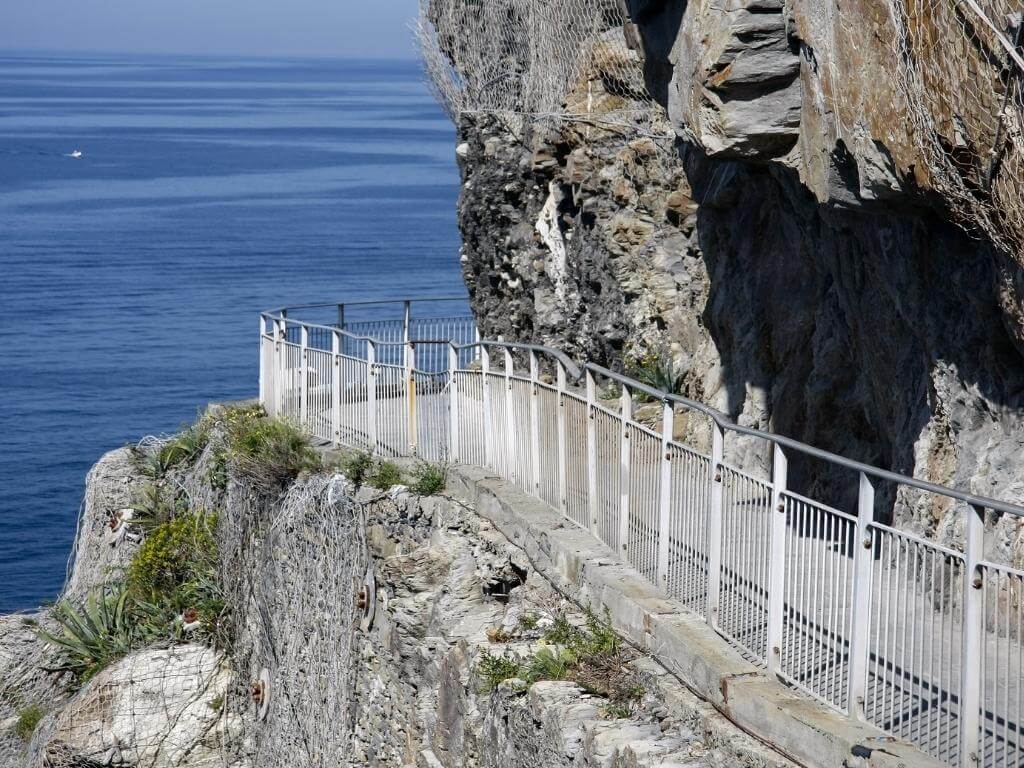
[14,705,44,741]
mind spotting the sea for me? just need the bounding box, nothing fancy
[0,52,463,612]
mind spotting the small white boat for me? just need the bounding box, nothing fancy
[67,149,83,158]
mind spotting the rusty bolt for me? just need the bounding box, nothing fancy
[776,503,785,513]
[356,585,369,612]
[183,608,199,624]
[714,473,722,483]
[972,577,984,590]
[665,452,672,460]
[772,646,780,656]
[251,680,266,707]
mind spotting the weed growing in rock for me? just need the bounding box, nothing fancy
[14,705,44,741]
[339,450,374,486]
[518,613,539,631]
[476,650,522,692]
[476,608,644,712]
[627,345,684,397]
[410,460,447,496]
[367,460,403,491]
[129,420,210,480]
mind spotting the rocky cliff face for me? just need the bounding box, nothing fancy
[453,0,1024,559]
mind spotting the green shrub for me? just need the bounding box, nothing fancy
[39,586,135,685]
[221,408,320,490]
[476,650,522,692]
[518,613,539,631]
[129,421,209,480]
[14,705,43,741]
[367,460,403,490]
[410,461,447,496]
[124,511,225,642]
[340,451,374,486]
[130,482,182,532]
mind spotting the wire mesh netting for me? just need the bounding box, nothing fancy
[416,0,669,136]
[887,0,1024,256]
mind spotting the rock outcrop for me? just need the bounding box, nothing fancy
[451,1,1024,561]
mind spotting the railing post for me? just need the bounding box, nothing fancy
[848,471,875,720]
[504,347,517,483]
[618,384,632,557]
[331,329,342,447]
[273,318,286,418]
[402,299,412,346]
[585,369,599,538]
[556,361,568,517]
[656,400,673,589]
[707,421,725,627]
[528,351,541,495]
[366,340,377,452]
[448,343,460,463]
[767,442,788,677]
[299,324,309,430]
[258,315,267,405]
[406,340,417,455]
[481,346,493,469]
[960,504,985,768]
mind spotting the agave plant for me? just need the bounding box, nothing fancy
[39,586,136,684]
[630,344,685,396]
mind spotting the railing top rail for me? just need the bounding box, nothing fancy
[265,295,471,315]
[262,303,1024,519]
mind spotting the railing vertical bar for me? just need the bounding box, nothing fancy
[960,504,985,768]
[273,317,286,417]
[707,422,725,628]
[556,361,568,518]
[585,370,599,538]
[528,350,541,494]
[767,443,788,677]
[366,340,377,452]
[259,315,267,404]
[618,384,632,557]
[503,348,517,483]
[448,343,460,462]
[481,346,493,469]
[331,329,341,447]
[656,400,673,589]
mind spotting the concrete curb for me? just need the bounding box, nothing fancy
[447,464,946,768]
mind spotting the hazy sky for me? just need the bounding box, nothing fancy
[1,0,422,59]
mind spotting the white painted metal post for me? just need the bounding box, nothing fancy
[481,346,493,469]
[402,300,415,454]
[259,315,267,405]
[299,324,309,430]
[366,340,377,452]
[767,442,788,677]
[273,318,286,418]
[960,504,985,768]
[707,421,725,628]
[618,385,632,557]
[656,400,673,589]
[585,370,599,537]
[556,362,568,517]
[848,471,875,720]
[331,329,341,448]
[448,343,460,462]
[528,351,541,494]
[504,347,517,482]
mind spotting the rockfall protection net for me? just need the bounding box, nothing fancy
[880,0,1023,256]
[415,0,669,136]
[218,473,367,767]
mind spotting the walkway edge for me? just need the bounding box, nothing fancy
[448,463,946,768]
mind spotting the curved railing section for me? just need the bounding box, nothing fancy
[259,300,1023,768]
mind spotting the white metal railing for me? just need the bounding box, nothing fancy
[259,301,1024,768]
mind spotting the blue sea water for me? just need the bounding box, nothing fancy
[0,52,463,612]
